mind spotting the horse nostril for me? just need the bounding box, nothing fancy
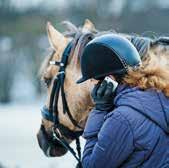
[50,144,68,157]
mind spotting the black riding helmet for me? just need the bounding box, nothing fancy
[76,34,141,83]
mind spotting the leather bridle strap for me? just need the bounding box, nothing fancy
[41,106,83,140]
[52,127,82,165]
[151,37,169,46]
[49,41,82,129]
[43,41,83,167]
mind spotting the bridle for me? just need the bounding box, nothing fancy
[41,41,83,167]
[41,32,93,168]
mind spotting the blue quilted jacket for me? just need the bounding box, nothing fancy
[82,85,169,168]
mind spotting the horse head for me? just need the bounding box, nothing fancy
[37,19,97,157]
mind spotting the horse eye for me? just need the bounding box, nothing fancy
[43,77,52,88]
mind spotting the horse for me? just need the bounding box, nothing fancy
[37,19,169,162]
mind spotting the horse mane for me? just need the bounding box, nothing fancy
[123,37,169,97]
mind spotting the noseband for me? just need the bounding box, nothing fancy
[41,41,83,167]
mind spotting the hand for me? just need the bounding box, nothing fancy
[130,36,151,59]
[91,80,115,112]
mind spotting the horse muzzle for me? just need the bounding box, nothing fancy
[37,125,68,157]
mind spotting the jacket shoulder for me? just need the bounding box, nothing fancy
[104,105,150,146]
[105,106,146,130]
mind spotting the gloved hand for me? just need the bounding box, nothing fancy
[91,80,115,112]
[37,125,67,157]
[130,36,151,59]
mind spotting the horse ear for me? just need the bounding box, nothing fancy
[82,19,97,33]
[47,22,67,50]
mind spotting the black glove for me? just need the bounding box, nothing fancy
[37,125,67,157]
[91,80,115,112]
[130,36,151,59]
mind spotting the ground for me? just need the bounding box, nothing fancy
[0,102,84,168]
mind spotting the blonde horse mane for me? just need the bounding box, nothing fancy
[123,38,169,97]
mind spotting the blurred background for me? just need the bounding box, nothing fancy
[1,0,169,167]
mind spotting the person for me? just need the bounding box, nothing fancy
[77,34,169,168]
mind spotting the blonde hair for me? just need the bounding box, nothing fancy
[123,45,169,97]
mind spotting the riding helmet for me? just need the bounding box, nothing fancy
[77,34,141,83]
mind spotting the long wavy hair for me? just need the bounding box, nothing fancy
[123,39,169,97]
